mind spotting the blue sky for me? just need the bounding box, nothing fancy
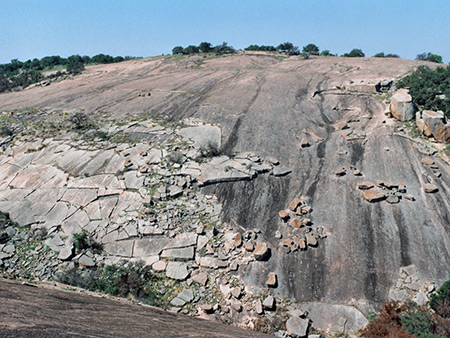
[1,0,450,64]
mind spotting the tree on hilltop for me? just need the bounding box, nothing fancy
[245,45,276,51]
[302,43,320,56]
[172,46,184,55]
[416,52,443,63]
[214,42,235,55]
[320,50,333,56]
[66,61,85,75]
[277,42,293,53]
[374,52,400,58]
[343,48,365,57]
[184,45,200,54]
[277,42,299,55]
[199,42,212,53]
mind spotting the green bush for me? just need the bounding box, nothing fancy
[73,229,102,253]
[171,46,184,55]
[214,42,235,55]
[416,52,443,63]
[397,65,450,118]
[444,145,450,157]
[343,48,365,57]
[244,45,276,52]
[73,230,89,250]
[401,311,434,337]
[320,50,333,56]
[374,52,400,58]
[199,42,212,53]
[57,261,159,304]
[302,43,320,56]
[276,42,300,55]
[66,61,85,74]
[0,53,127,93]
[430,280,450,312]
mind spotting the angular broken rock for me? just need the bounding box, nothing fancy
[300,138,310,148]
[386,195,400,204]
[231,302,242,312]
[170,289,194,307]
[230,287,242,299]
[168,185,183,198]
[255,300,264,315]
[353,169,362,176]
[306,233,318,247]
[363,189,386,202]
[78,254,95,267]
[152,260,167,272]
[191,272,208,286]
[165,262,189,280]
[267,157,279,165]
[279,209,290,221]
[266,272,277,287]
[289,198,301,211]
[244,242,254,252]
[357,182,374,190]
[57,245,74,261]
[200,257,220,269]
[416,110,450,142]
[421,157,435,166]
[177,289,195,303]
[263,295,275,310]
[160,246,195,260]
[196,225,204,235]
[164,233,198,250]
[253,242,270,261]
[389,88,416,121]
[300,205,312,214]
[335,167,346,176]
[404,194,415,201]
[124,159,133,168]
[301,218,312,226]
[229,260,239,271]
[200,304,214,314]
[272,166,292,177]
[170,297,187,307]
[299,238,307,250]
[289,219,301,229]
[286,316,309,338]
[233,233,242,247]
[423,184,439,193]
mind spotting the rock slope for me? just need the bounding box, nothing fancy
[0,278,273,338]
[0,53,449,335]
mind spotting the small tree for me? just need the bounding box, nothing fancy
[277,42,294,53]
[245,44,261,51]
[214,42,235,55]
[430,280,450,312]
[343,48,365,57]
[172,46,184,55]
[302,43,319,56]
[66,61,85,75]
[199,42,212,53]
[416,52,443,63]
[320,50,333,56]
[184,45,199,54]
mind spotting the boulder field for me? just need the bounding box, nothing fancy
[0,53,449,335]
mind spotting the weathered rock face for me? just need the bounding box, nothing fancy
[416,110,450,143]
[389,88,416,121]
[1,55,449,333]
